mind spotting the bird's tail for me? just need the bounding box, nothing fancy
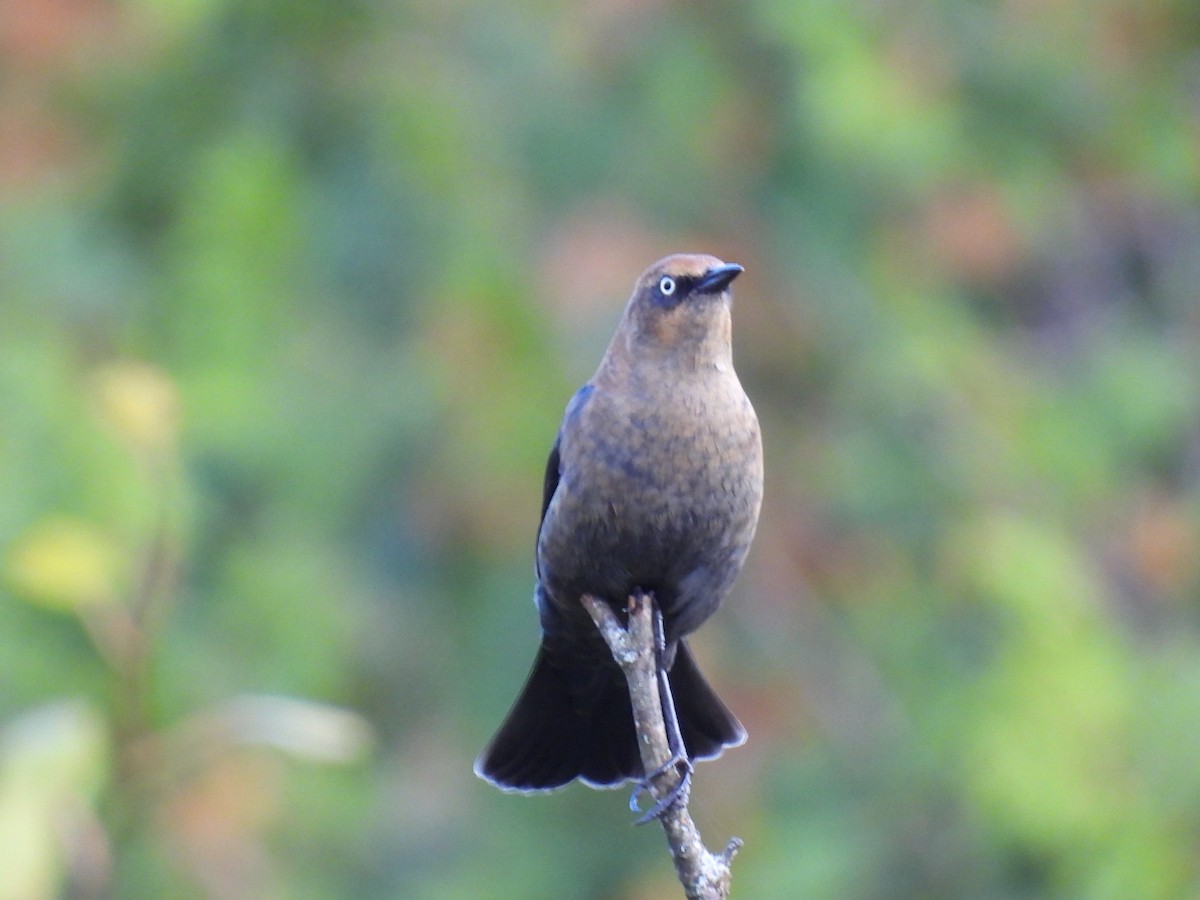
[474,640,744,792]
[671,639,748,761]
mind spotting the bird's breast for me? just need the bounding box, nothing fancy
[536,375,763,626]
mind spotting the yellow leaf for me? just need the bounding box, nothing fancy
[6,518,121,611]
[92,360,180,452]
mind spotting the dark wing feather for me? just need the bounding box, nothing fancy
[537,384,595,528]
[539,437,562,530]
[535,384,593,579]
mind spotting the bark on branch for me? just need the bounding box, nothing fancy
[581,592,741,900]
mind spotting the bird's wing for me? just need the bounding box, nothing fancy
[538,437,562,529]
[537,383,594,529]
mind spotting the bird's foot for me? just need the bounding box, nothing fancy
[628,754,693,825]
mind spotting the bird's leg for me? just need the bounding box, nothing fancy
[652,599,690,768]
[628,593,693,824]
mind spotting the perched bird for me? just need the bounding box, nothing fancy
[475,253,763,792]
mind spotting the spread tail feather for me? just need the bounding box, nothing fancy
[475,640,744,792]
[672,640,747,759]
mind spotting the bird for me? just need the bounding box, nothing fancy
[474,253,763,793]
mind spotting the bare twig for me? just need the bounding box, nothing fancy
[581,592,741,900]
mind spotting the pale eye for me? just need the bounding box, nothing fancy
[659,276,676,296]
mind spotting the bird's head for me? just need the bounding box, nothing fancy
[621,254,744,361]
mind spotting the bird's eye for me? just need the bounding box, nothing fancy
[659,276,676,296]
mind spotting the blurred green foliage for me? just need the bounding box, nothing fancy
[2,0,1199,897]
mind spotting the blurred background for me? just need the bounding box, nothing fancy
[2,0,1199,897]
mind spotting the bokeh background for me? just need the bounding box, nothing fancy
[3,0,1199,897]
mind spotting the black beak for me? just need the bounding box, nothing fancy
[695,263,744,294]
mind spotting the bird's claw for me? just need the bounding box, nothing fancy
[628,754,693,825]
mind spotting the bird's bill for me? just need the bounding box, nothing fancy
[695,263,744,294]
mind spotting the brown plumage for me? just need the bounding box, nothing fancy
[475,254,763,792]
